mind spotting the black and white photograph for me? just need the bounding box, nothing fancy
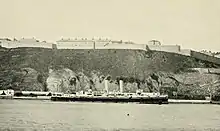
[0,0,220,130]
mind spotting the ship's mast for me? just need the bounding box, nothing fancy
[81,61,84,92]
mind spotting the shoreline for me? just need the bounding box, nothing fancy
[0,95,51,100]
[13,96,51,100]
[1,95,220,104]
[168,99,211,104]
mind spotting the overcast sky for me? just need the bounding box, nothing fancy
[0,0,220,51]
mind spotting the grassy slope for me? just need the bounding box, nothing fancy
[1,47,213,75]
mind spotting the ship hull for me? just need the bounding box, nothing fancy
[51,96,168,104]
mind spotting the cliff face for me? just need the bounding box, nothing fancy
[46,68,81,93]
[0,46,220,98]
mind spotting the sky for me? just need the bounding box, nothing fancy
[0,0,220,52]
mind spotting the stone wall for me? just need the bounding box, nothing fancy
[56,42,94,49]
[17,42,53,48]
[1,41,20,48]
[0,39,53,49]
[0,38,190,55]
[148,45,181,53]
[95,43,147,50]
[191,51,220,65]
[179,49,191,56]
[147,45,191,56]
[2,38,220,65]
[56,40,147,50]
[1,38,147,50]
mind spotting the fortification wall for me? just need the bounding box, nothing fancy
[191,51,220,65]
[16,42,53,48]
[56,41,147,50]
[179,49,191,56]
[57,41,94,45]
[3,39,220,66]
[0,41,18,48]
[57,40,110,45]
[0,40,53,49]
[56,43,94,49]
[148,45,180,53]
[95,41,111,45]
[2,39,147,50]
[147,44,192,56]
[95,43,147,50]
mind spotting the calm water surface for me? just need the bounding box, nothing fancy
[0,99,220,131]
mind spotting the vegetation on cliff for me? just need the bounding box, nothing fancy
[0,46,220,100]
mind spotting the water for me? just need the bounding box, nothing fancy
[0,100,220,131]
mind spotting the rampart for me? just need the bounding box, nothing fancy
[0,38,53,49]
[147,45,220,65]
[1,38,147,50]
[56,39,94,49]
[190,51,220,65]
[95,43,146,50]
[147,45,181,53]
[1,38,220,65]
[0,38,199,57]
[179,49,192,56]
[56,39,147,50]
[147,44,191,56]
[56,42,94,49]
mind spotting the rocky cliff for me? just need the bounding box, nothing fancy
[0,46,220,99]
